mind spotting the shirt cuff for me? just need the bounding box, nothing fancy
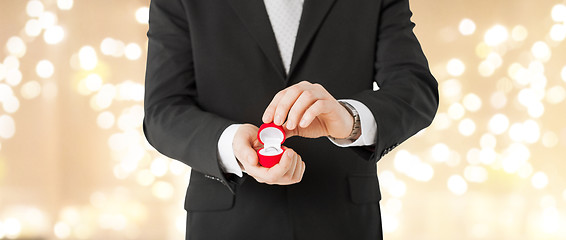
[328,99,378,147]
[217,124,243,177]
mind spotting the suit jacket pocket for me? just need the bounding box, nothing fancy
[185,171,235,212]
[348,174,382,204]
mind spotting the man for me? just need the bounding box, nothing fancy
[143,0,438,239]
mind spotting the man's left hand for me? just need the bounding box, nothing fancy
[262,81,353,139]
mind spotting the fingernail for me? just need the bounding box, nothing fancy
[287,121,294,129]
[274,115,282,124]
[299,119,307,127]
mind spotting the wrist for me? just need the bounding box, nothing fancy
[333,101,361,140]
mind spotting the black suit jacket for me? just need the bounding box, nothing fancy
[143,0,438,239]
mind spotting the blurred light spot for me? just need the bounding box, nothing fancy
[441,79,462,102]
[551,4,566,22]
[523,120,541,144]
[467,148,481,165]
[6,36,27,58]
[117,81,144,101]
[389,180,406,198]
[125,43,142,60]
[508,62,523,79]
[57,0,74,10]
[54,221,71,239]
[79,46,98,70]
[97,111,115,129]
[475,43,491,59]
[25,19,42,37]
[478,61,495,77]
[90,93,112,112]
[546,86,566,104]
[447,175,467,195]
[152,181,174,200]
[458,118,476,136]
[562,189,566,201]
[381,214,399,233]
[4,218,21,239]
[517,163,533,179]
[479,148,497,165]
[464,166,488,183]
[542,131,558,148]
[169,160,187,175]
[502,143,530,173]
[486,52,503,67]
[383,198,403,215]
[6,69,22,86]
[150,157,169,177]
[527,101,544,118]
[0,115,16,139]
[85,74,103,92]
[136,170,155,186]
[459,18,476,35]
[550,24,566,42]
[480,134,497,149]
[136,7,150,24]
[488,114,509,135]
[113,165,129,179]
[44,25,65,44]
[531,41,551,62]
[448,103,465,120]
[38,11,58,29]
[462,93,482,112]
[511,25,528,42]
[541,207,561,234]
[431,143,450,162]
[176,214,187,234]
[446,58,465,77]
[36,60,54,78]
[484,25,509,46]
[531,172,548,189]
[26,0,44,17]
[4,56,20,70]
[432,113,451,130]
[2,96,20,113]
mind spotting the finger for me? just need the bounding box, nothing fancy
[265,149,294,182]
[282,150,298,179]
[285,90,319,130]
[299,100,330,128]
[262,90,286,123]
[272,86,305,126]
[289,153,303,182]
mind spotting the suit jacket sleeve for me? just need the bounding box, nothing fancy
[352,0,439,161]
[143,0,236,189]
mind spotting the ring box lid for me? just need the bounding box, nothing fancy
[257,123,285,156]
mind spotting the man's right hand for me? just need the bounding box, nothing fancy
[233,124,306,185]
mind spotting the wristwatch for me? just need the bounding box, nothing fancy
[337,101,361,140]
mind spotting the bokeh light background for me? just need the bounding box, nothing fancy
[1,0,566,239]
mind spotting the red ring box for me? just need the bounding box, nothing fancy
[257,123,286,168]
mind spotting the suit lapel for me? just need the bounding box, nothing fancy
[226,0,338,81]
[289,0,338,78]
[225,0,286,80]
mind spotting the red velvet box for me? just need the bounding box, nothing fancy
[257,123,286,168]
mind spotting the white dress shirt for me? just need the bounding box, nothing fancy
[217,0,378,177]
